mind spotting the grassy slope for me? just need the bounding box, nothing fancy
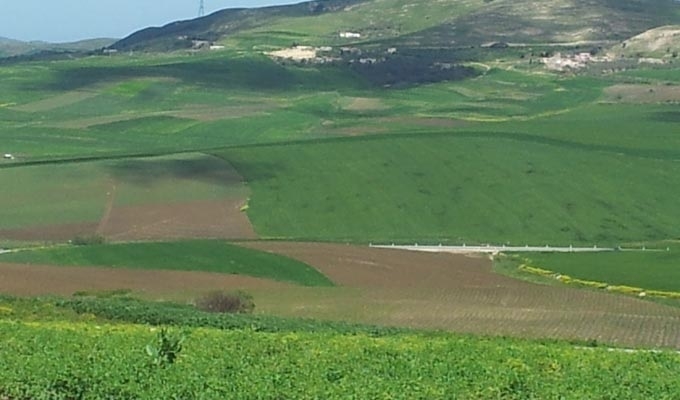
[218,131,680,245]
[524,246,680,292]
[0,240,333,287]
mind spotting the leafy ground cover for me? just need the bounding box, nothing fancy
[1,315,679,399]
[0,240,334,287]
[522,245,680,292]
[218,132,680,245]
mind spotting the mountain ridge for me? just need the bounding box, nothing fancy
[110,0,680,52]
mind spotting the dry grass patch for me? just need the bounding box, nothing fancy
[603,84,680,104]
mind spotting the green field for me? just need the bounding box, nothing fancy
[523,247,680,292]
[1,296,680,399]
[4,1,680,396]
[0,152,247,232]
[218,130,680,245]
[0,240,333,287]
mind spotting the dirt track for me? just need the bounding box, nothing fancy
[244,242,680,349]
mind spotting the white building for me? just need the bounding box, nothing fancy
[339,32,362,39]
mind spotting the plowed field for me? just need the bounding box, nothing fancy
[244,242,680,349]
[0,262,290,298]
[98,199,256,241]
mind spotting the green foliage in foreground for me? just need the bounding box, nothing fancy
[57,297,401,336]
[219,132,680,245]
[524,246,680,292]
[1,318,680,399]
[0,240,333,287]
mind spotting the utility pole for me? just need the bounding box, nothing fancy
[198,0,205,17]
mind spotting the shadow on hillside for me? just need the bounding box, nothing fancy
[107,156,239,186]
[653,111,680,123]
[42,57,313,93]
[107,155,281,186]
[35,50,483,94]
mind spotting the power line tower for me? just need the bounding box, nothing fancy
[198,0,205,17]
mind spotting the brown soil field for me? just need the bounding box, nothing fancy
[0,199,255,244]
[99,199,257,241]
[0,222,98,241]
[244,242,680,349]
[0,262,290,298]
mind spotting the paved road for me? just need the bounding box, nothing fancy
[370,244,616,254]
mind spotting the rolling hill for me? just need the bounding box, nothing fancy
[111,0,680,52]
[0,37,116,58]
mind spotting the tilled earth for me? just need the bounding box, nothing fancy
[244,242,680,349]
[3,241,680,348]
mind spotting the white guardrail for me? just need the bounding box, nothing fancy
[369,244,619,254]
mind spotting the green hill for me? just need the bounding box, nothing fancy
[0,37,116,58]
[111,0,680,52]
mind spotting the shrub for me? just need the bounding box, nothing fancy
[70,235,105,246]
[194,290,255,314]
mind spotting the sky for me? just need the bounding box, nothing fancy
[0,0,302,43]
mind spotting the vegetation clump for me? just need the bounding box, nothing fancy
[71,234,105,246]
[195,290,255,314]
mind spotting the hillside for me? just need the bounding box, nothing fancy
[0,37,116,58]
[111,0,680,52]
[607,24,680,58]
[111,0,368,52]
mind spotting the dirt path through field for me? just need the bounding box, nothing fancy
[244,242,680,349]
[96,180,118,235]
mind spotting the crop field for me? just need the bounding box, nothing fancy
[0,153,254,241]
[522,245,680,292]
[218,130,680,245]
[0,240,332,287]
[2,242,680,347]
[4,1,680,395]
[2,300,680,398]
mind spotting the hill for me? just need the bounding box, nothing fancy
[111,0,680,52]
[607,25,680,58]
[0,37,116,58]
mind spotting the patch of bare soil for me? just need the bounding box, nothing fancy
[0,263,290,297]
[342,97,389,112]
[0,223,98,241]
[99,199,256,241]
[244,242,680,349]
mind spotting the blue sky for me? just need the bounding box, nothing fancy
[0,0,302,43]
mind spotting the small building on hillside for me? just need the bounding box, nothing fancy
[339,32,362,39]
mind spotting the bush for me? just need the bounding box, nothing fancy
[194,290,255,314]
[70,234,105,246]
